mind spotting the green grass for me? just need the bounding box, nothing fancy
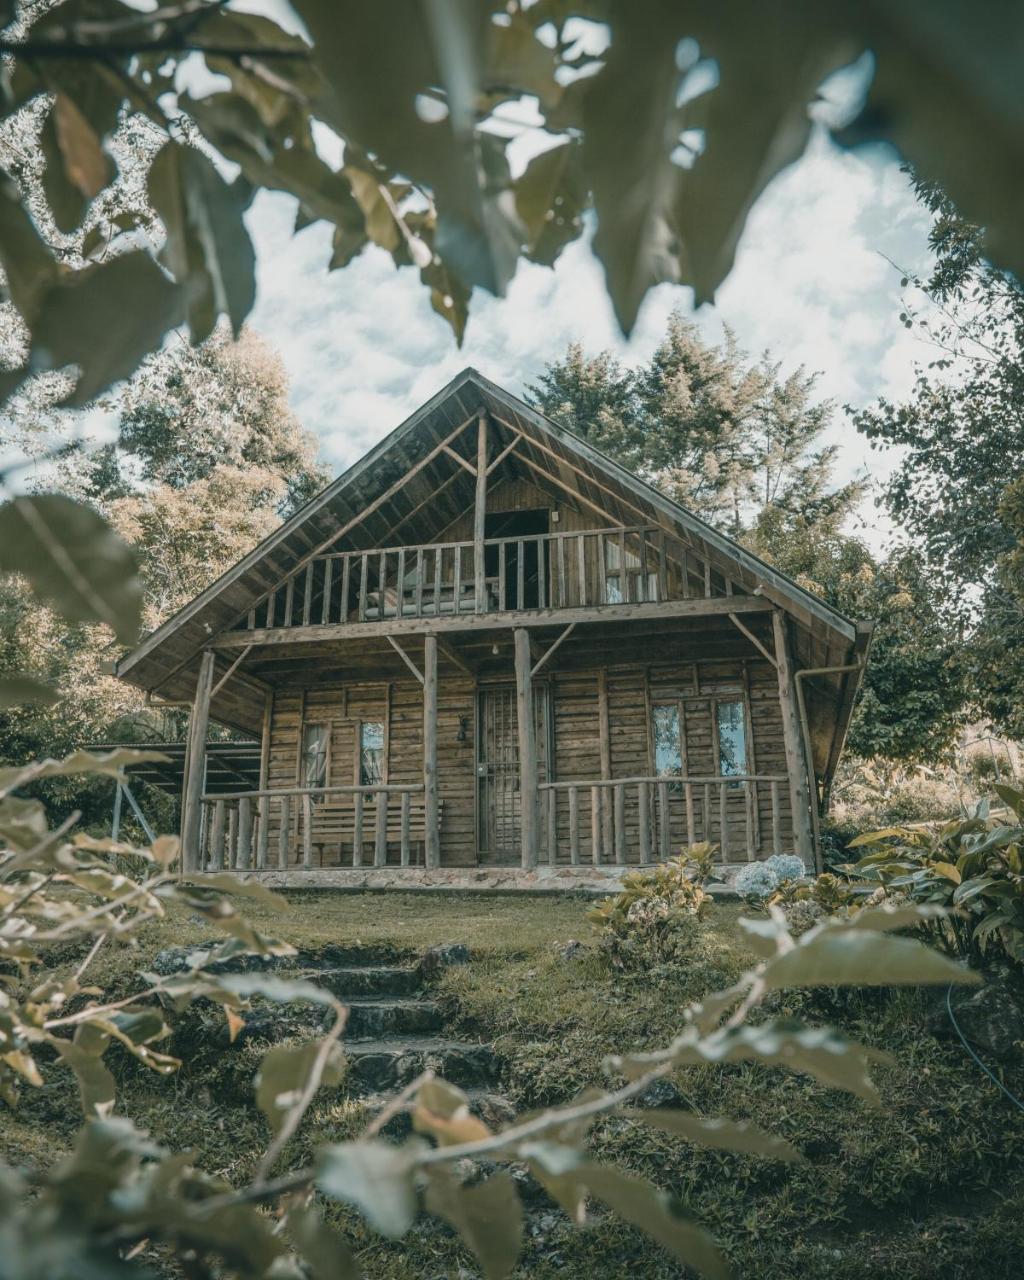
[5,889,1024,1279]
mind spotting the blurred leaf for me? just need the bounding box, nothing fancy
[514,139,586,267]
[570,1162,726,1280]
[413,1077,491,1146]
[148,140,256,342]
[0,676,57,707]
[0,170,60,323]
[0,747,168,796]
[53,1023,116,1118]
[623,1109,801,1160]
[0,795,50,851]
[425,1166,523,1280]
[31,251,184,407]
[763,927,982,989]
[316,1140,421,1238]
[255,1038,345,1135]
[286,1203,362,1280]
[217,973,336,1006]
[41,109,88,234]
[53,92,113,198]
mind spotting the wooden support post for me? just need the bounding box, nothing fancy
[772,610,816,866]
[236,796,253,870]
[181,649,216,873]
[474,411,488,612]
[514,627,539,869]
[257,690,272,869]
[210,799,226,871]
[569,786,580,865]
[423,635,440,868]
[278,796,290,868]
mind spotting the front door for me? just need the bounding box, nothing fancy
[476,684,549,863]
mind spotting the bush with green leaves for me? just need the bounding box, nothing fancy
[733,853,807,907]
[586,849,715,966]
[840,784,1024,966]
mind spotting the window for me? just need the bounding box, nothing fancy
[716,700,748,778]
[605,537,658,604]
[359,720,385,786]
[651,703,683,777]
[302,723,329,794]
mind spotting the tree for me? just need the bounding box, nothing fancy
[852,176,1024,736]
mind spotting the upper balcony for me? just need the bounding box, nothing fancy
[228,523,754,641]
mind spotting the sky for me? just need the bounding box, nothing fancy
[240,121,933,552]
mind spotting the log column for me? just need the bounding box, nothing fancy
[474,410,488,612]
[181,649,216,872]
[514,627,539,869]
[423,634,440,868]
[772,610,815,866]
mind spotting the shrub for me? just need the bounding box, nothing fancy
[586,851,712,966]
[733,854,806,906]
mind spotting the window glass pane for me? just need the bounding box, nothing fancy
[652,703,682,775]
[717,701,748,776]
[360,721,385,785]
[604,573,623,603]
[302,724,328,789]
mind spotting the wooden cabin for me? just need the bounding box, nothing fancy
[115,369,872,877]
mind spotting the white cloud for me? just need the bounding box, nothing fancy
[244,124,935,554]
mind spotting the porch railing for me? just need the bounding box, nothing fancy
[237,524,734,632]
[537,773,789,866]
[199,783,427,870]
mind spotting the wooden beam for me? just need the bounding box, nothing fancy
[531,623,576,677]
[387,636,425,684]
[474,411,488,614]
[181,649,216,872]
[437,635,474,676]
[443,443,477,476]
[514,628,539,869]
[515,451,623,526]
[210,645,253,697]
[485,430,522,476]
[772,610,815,867]
[423,635,439,868]
[728,613,777,668]
[212,594,774,649]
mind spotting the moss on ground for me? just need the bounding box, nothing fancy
[4,890,1023,1278]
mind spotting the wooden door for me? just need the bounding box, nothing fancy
[477,685,549,863]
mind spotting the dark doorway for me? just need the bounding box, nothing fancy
[484,508,551,610]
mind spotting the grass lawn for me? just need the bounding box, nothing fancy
[6,888,1024,1279]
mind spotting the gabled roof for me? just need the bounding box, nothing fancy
[116,369,870,759]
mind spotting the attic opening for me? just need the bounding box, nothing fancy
[484,508,550,610]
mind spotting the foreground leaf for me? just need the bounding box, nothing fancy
[623,1108,801,1161]
[255,1038,345,1135]
[425,1166,523,1280]
[764,927,982,989]
[316,1140,421,1238]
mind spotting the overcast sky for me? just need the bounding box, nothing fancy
[241,120,932,552]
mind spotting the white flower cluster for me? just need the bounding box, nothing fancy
[764,853,806,882]
[782,899,824,936]
[733,862,780,899]
[625,897,671,927]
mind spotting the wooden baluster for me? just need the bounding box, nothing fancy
[302,793,313,868]
[546,788,557,864]
[353,791,364,867]
[590,784,602,865]
[638,530,649,603]
[745,779,754,859]
[600,534,608,602]
[719,782,730,861]
[321,557,333,625]
[658,781,670,860]
[516,539,525,610]
[236,796,253,869]
[684,782,696,848]
[378,551,387,620]
[265,589,276,629]
[358,554,369,621]
[227,804,238,869]
[569,786,580,865]
[396,549,406,619]
[302,563,314,625]
[557,536,566,607]
[284,574,295,626]
[415,549,424,616]
[704,782,712,842]
[680,549,691,599]
[400,790,411,866]
[278,795,290,868]
[537,536,546,608]
[638,781,651,863]
[340,555,351,623]
[498,539,506,610]
[657,530,668,603]
[577,534,587,606]
[210,799,226,871]
[247,607,255,630]
[433,546,443,613]
[771,780,782,854]
[618,530,627,603]
[374,791,388,867]
[704,558,712,597]
[613,782,626,864]
[453,545,462,612]
[256,794,269,868]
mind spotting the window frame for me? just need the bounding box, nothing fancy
[712,696,751,784]
[356,718,387,787]
[300,721,331,797]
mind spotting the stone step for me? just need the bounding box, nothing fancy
[363,1087,517,1140]
[344,1037,498,1092]
[344,998,443,1038]
[318,965,423,1000]
[295,943,414,969]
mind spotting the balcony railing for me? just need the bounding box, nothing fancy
[237,524,735,632]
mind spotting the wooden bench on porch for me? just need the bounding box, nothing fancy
[308,793,445,867]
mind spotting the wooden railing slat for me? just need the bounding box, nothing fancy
[278,795,290,869]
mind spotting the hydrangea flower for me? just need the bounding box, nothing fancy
[765,853,806,882]
[626,897,670,927]
[783,899,824,936]
[733,862,779,899]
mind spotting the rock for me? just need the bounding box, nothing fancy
[942,980,1024,1060]
[419,942,471,978]
[633,1078,683,1108]
[553,939,584,961]
[149,946,284,977]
